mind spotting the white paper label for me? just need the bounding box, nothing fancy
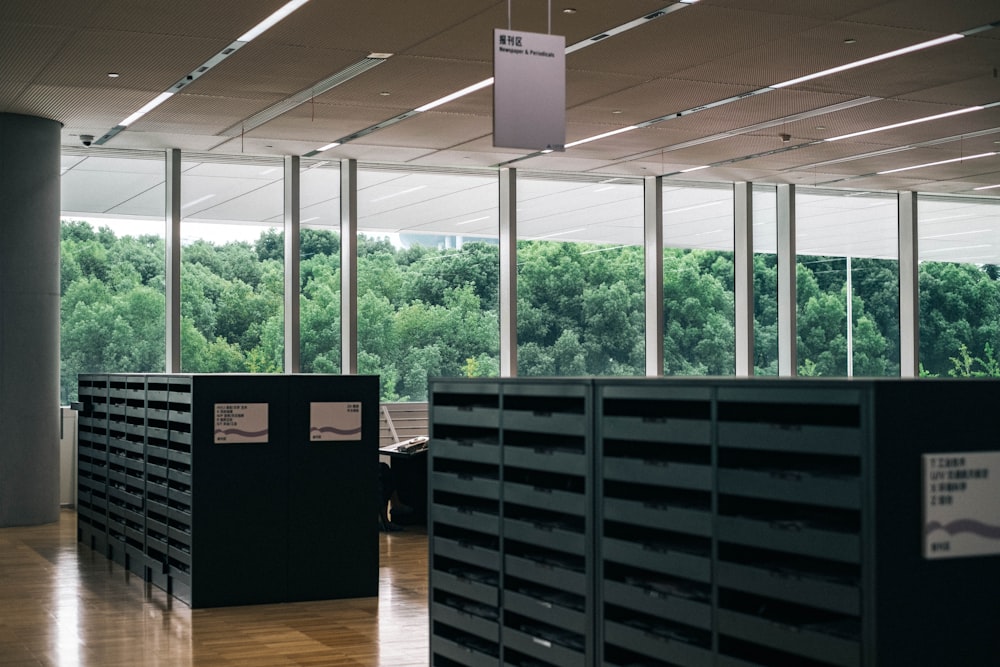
[923,451,1000,559]
[309,402,363,441]
[214,403,269,443]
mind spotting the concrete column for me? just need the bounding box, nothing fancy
[734,182,754,376]
[0,113,61,526]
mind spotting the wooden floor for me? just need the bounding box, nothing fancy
[0,510,429,666]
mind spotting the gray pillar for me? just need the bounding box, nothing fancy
[777,184,797,376]
[0,113,61,526]
[500,168,517,377]
[734,182,754,376]
[284,155,300,374]
[644,176,663,376]
[899,191,919,377]
[341,160,358,375]
[165,149,181,372]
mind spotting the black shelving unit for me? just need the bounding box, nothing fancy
[429,377,1000,666]
[77,373,379,608]
[429,380,503,667]
[428,379,595,667]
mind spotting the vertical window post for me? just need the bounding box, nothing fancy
[645,176,663,376]
[284,155,301,373]
[500,168,517,377]
[899,191,919,377]
[341,159,358,375]
[734,182,754,376]
[777,184,796,376]
[165,148,182,373]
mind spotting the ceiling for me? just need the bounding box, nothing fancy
[4,0,1000,193]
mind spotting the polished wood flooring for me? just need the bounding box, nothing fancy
[0,510,429,666]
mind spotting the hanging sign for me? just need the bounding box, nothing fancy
[923,451,1000,559]
[309,402,363,441]
[214,403,269,443]
[493,28,565,151]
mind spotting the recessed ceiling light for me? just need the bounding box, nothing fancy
[815,125,827,131]
[973,184,1000,191]
[379,91,391,96]
[107,72,120,78]
[562,8,577,14]
[843,38,857,44]
[611,110,623,114]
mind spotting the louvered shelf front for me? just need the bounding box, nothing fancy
[429,381,502,667]
[430,377,1000,666]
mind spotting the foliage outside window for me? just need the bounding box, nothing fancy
[663,183,734,376]
[795,190,898,377]
[919,195,1000,377]
[358,169,500,401]
[517,176,644,377]
[180,158,284,373]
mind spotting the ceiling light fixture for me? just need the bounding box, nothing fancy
[237,0,311,42]
[825,105,986,142]
[107,72,120,78]
[414,78,495,112]
[771,33,963,89]
[973,184,1000,191]
[534,228,586,240]
[564,125,639,148]
[680,165,711,173]
[456,216,491,225]
[312,2,699,157]
[316,142,340,152]
[96,0,312,145]
[370,185,427,203]
[218,53,392,138]
[876,152,996,175]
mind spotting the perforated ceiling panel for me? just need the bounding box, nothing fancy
[0,0,998,195]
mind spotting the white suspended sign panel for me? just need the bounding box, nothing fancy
[493,29,565,151]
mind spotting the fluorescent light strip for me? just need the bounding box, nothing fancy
[181,194,216,210]
[414,78,494,113]
[534,227,586,239]
[219,55,391,137]
[317,142,341,152]
[877,152,996,175]
[680,165,711,173]
[98,1,312,144]
[923,229,991,239]
[317,2,698,155]
[564,24,992,157]
[238,0,311,42]
[565,2,695,55]
[974,184,1000,191]
[922,244,992,254]
[370,186,426,203]
[120,92,174,127]
[825,106,984,142]
[772,34,964,89]
[564,125,639,148]
[456,216,491,226]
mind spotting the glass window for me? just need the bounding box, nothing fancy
[662,182,735,375]
[516,175,644,377]
[918,195,1000,377]
[60,151,166,403]
[796,189,899,377]
[300,160,341,373]
[180,157,285,372]
[357,167,500,402]
[753,185,778,375]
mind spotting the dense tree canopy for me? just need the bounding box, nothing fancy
[60,220,1000,403]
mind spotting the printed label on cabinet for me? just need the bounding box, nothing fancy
[309,402,363,441]
[214,403,269,443]
[923,451,1000,559]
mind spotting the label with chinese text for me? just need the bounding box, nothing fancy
[214,403,269,443]
[923,451,1000,559]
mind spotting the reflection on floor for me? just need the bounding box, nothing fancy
[0,509,428,666]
